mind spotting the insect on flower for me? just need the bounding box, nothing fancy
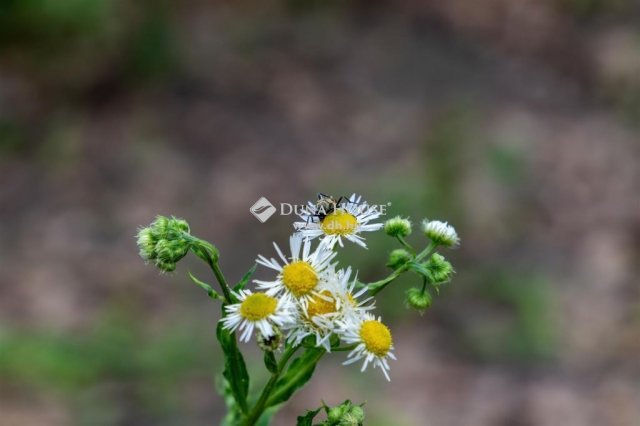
[295,193,384,248]
[306,193,350,223]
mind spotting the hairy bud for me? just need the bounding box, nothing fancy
[387,248,412,270]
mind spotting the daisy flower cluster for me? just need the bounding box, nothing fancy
[222,193,397,380]
[137,193,459,424]
[218,194,459,382]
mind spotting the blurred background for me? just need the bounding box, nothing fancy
[1,0,639,425]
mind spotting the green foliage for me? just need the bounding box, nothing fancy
[297,400,366,426]
[297,408,322,426]
[188,271,222,300]
[266,347,325,408]
[216,322,250,414]
[234,264,258,292]
[263,351,278,374]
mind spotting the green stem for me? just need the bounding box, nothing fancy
[415,241,437,262]
[367,242,437,296]
[368,266,408,296]
[396,236,415,254]
[189,238,234,304]
[210,259,234,304]
[243,345,300,426]
[265,348,325,408]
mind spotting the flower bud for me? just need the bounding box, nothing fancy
[422,219,459,247]
[152,215,190,238]
[136,215,193,273]
[386,248,412,269]
[383,216,412,238]
[155,258,177,273]
[155,238,190,264]
[326,400,364,426]
[339,405,365,426]
[406,287,432,313]
[136,227,158,261]
[327,405,348,423]
[425,253,454,283]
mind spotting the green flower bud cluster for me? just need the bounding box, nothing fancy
[298,400,365,426]
[380,215,458,313]
[324,400,365,426]
[137,216,192,272]
[404,254,453,313]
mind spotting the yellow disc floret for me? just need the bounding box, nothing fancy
[239,293,277,321]
[281,261,318,297]
[346,292,357,306]
[360,320,392,357]
[321,210,358,236]
[306,290,337,318]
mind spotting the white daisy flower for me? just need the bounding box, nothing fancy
[294,194,383,249]
[340,269,376,318]
[326,266,375,321]
[337,313,396,381]
[254,234,336,304]
[221,290,296,343]
[288,267,374,352]
[287,289,340,352]
[422,219,460,247]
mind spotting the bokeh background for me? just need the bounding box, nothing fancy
[1,1,640,425]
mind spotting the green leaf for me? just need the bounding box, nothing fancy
[264,351,278,374]
[234,263,257,292]
[266,347,325,408]
[188,271,221,300]
[216,322,249,414]
[296,408,321,426]
[219,383,243,426]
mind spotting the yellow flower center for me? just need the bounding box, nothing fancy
[360,320,392,357]
[321,210,358,236]
[281,261,318,297]
[346,293,356,306]
[306,290,337,317]
[239,293,277,321]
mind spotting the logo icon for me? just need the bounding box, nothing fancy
[250,197,277,223]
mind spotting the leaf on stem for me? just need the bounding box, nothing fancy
[234,263,257,292]
[266,347,325,408]
[296,408,322,426]
[216,322,250,414]
[188,271,222,300]
[263,351,278,374]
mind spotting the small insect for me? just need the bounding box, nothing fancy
[311,193,359,223]
[314,193,343,221]
[296,193,359,230]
